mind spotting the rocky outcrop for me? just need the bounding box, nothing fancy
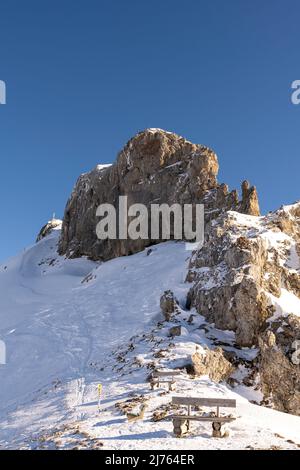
[186,212,272,346]
[258,315,300,415]
[169,326,188,337]
[59,129,259,261]
[36,219,62,242]
[187,203,300,413]
[189,347,233,382]
[160,290,179,321]
[239,180,260,216]
[186,205,300,346]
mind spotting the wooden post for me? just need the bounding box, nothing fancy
[173,418,189,437]
[169,380,176,392]
[187,405,191,431]
[212,421,228,438]
[212,421,222,438]
[97,384,102,413]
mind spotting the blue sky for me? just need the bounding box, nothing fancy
[0,0,300,262]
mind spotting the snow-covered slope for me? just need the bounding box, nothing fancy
[0,228,299,449]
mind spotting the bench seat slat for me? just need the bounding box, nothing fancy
[172,397,236,407]
[169,415,235,422]
[152,379,174,383]
[153,371,181,377]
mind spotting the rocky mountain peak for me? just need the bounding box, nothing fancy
[116,128,218,177]
[58,129,260,261]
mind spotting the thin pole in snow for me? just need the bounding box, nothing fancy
[97,384,102,413]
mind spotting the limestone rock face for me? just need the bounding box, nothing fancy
[187,205,300,347]
[187,212,271,346]
[258,315,300,415]
[59,129,259,261]
[190,347,233,382]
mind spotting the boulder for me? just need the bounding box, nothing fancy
[189,347,233,382]
[160,290,179,321]
[169,326,188,337]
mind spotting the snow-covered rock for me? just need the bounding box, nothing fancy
[36,218,62,242]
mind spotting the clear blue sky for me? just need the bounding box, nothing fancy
[0,0,300,262]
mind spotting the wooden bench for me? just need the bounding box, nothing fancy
[169,397,236,438]
[150,370,182,391]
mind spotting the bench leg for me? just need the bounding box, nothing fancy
[212,421,228,438]
[173,418,189,437]
[168,381,176,392]
[150,380,159,390]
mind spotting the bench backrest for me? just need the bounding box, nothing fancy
[172,397,236,408]
[153,370,181,378]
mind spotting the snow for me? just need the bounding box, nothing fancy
[0,230,299,450]
[160,162,182,171]
[195,262,230,290]
[286,242,300,271]
[95,164,112,171]
[146,128,174,135]
[227,211,262,230]
[0,233,189,409]
[267,288,300,321]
